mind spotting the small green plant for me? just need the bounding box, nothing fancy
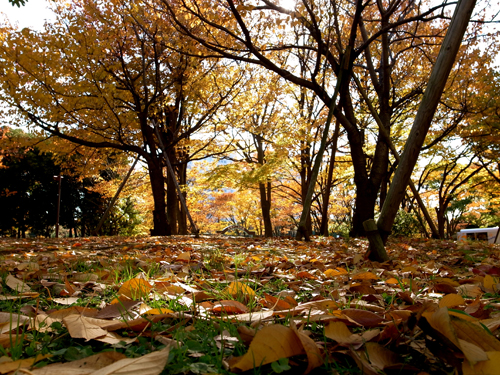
[271,358,291,373]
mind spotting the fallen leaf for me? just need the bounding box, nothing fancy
[30,351,126,375]
[463,351,500,375]
[229,325,304,372]
[5,274,31,293]
[117,278,152,299]
[439,294,465,308]
[225,282,256,299]
[90,346,171,375]
[63,315,108,340]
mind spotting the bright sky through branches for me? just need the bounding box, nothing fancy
[1,0,55,30]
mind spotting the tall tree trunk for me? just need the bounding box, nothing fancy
[259,181,273,237]
[299,143,313,238]
[148,159,171,236]
[254,134,273,237]
[319,121,341,236]
[371,0,477,261]
[178,162,188,235]
[166,170,178,235]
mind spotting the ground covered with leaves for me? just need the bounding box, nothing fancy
[0,235,500,375]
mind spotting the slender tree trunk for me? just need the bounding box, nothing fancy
[371,0,477,261]
[259,181,273,237]
[178,162,188,235]
[320,121,341,236]
[299,143,313,238]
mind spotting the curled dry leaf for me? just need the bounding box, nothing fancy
[325,321,380,348]
[89,346,171,375]
[292,325,323,374]
[30,351,127,375]
[212,300,249,314]
[229,325,304,372]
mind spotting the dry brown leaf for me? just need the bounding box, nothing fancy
[229,325,304,372]
[0,312,29,334]
[292,326,323,374]
[89,346,171,375]
[351,271,378,280]
[95,300,141,319]
[424,307,489,364]
[49,306,99,320]
[94,332,137,345]
[325,321,379,347]
[212,300,249,314]
[293,300,339,314]
[0,354,50,374]
[63,315,108,340]
[324,268,348,278]
[223,310,274,323]
[5,274,31,293]
[342,309,384,327]
[30,352,127,375]
[359,342,400,370]
[51,297,80,305]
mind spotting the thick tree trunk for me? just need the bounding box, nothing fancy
[350,181,379,237]
[148,160,171,236]
[166,171,178,235]
[435,206,447,239]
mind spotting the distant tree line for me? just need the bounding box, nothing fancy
[0,144,141,238]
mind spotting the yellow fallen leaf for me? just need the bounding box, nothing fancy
[144,308,174,315]
[463,351,500,375]
[0,353,50,374]
[176,251,191,262]
[483,275,497,291]
[118,278,152,299]
[439,294,465,308]
[451,317,500,352]
[230,325,304,372]
[324,268,348,278]
[225,282,256,299]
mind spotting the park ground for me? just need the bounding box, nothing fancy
[0,235,500,374]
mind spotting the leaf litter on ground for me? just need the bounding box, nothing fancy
[0,235,499,374]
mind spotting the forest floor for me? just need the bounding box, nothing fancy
[0,235,499,374]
